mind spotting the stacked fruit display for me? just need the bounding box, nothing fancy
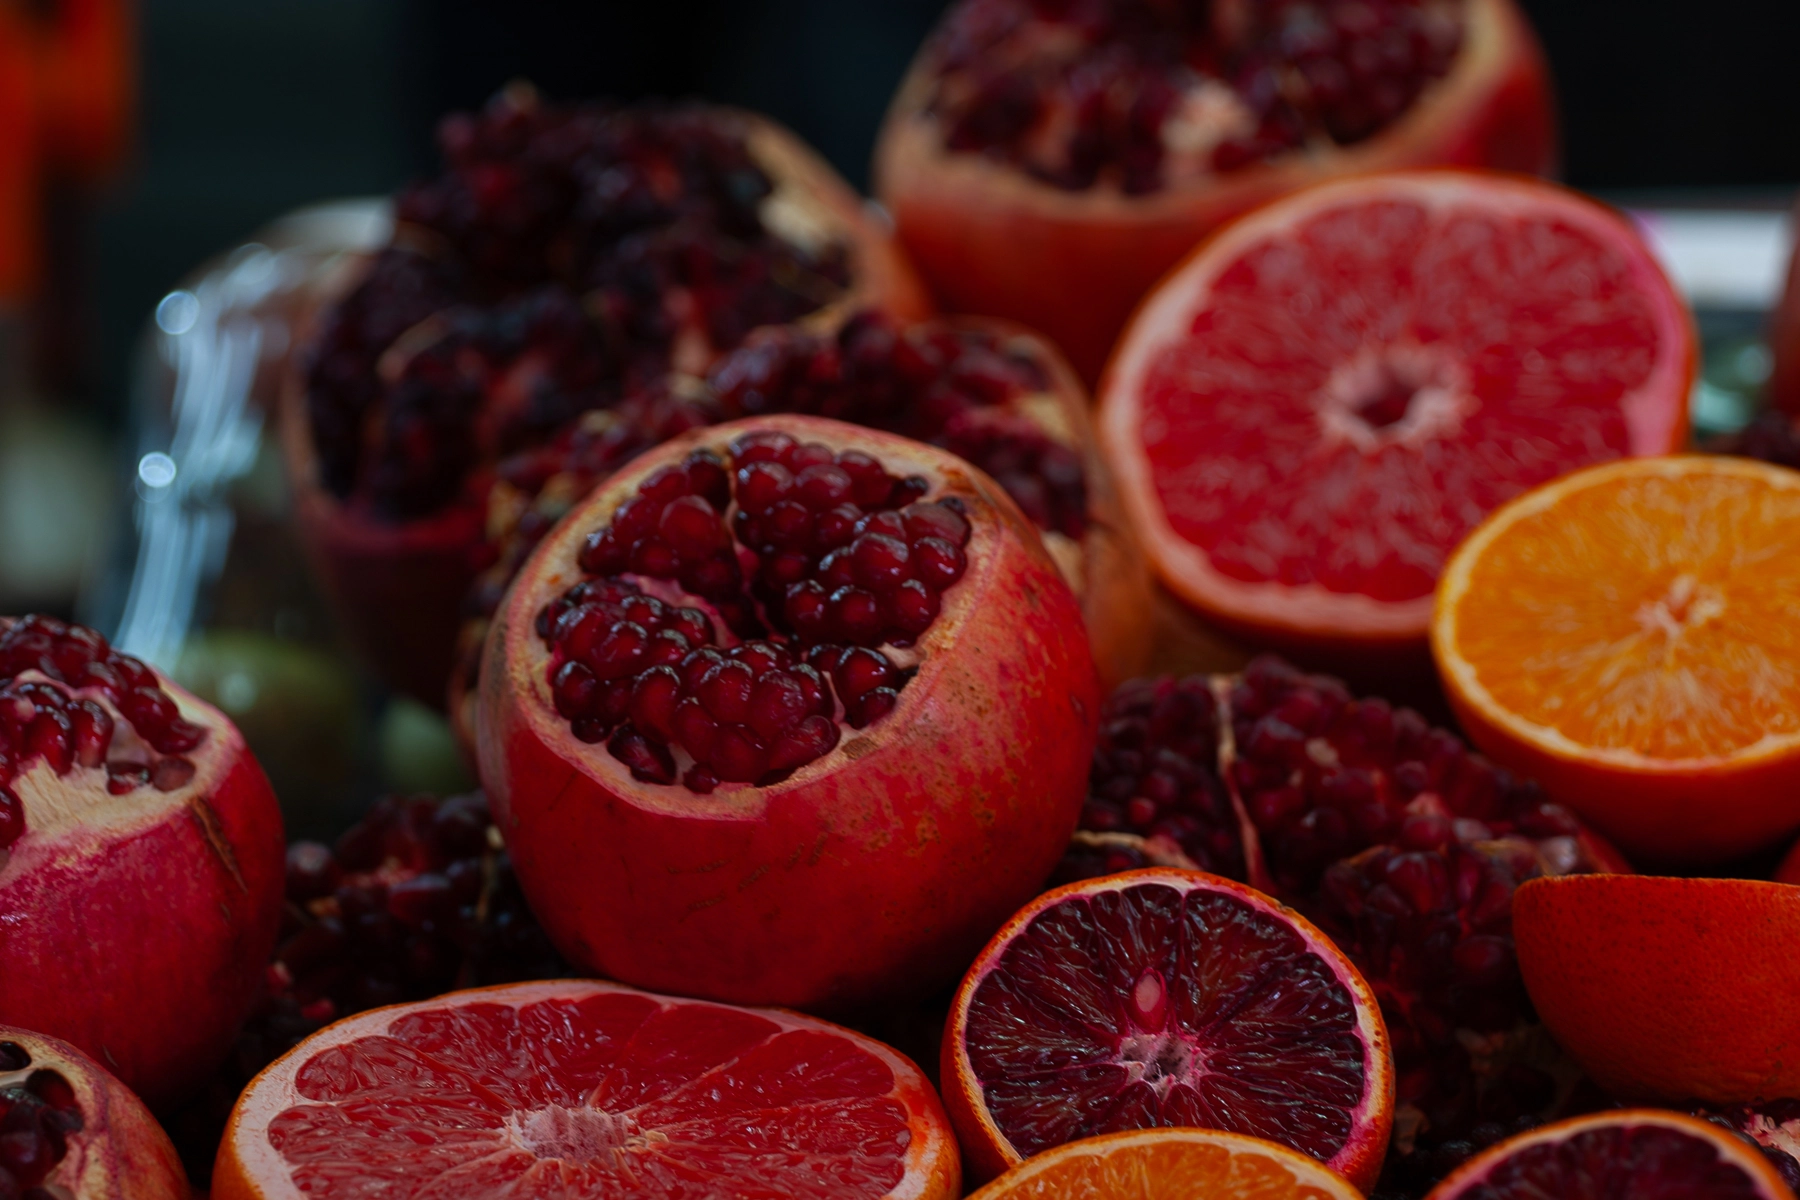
[9,4,1800,1197]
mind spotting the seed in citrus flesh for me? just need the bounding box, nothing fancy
[1099,171,1691,664]
[941,868,1393,1190]
[967,1128,1362,1200]
[1434,456,1800,866]
[1423,1110,1799,1200]
[212,979,959,1200]
[1513,874,1800,1107]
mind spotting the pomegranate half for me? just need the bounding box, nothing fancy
[0,1025,190,1199]
[286,93,929,706]
[0,616,286,1108]
[875,0,1555,381]
[475,415,1101,1012]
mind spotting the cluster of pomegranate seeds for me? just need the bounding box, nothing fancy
[1071,656,1615,1186]
[0,1044,83,1199]
[927,0,1464,192]
[304,94,850,520]
[0,616,207,851]
[542,432,972,791]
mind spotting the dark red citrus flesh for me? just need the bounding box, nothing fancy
[926,0,1465,193]
[964,879,1365,1161]
[1136,195,1669,603]
[0,615,209,851]
[1449,1124,1774,1200]
[266,993,912,1196]
[0,1041,85,1194]
[541,430,975,791]
[1693,1103,1800,1194]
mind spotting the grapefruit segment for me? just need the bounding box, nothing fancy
[214,980,958,1200]
[966,1128,1363,1200]
[1433,456,1800,864]
[1099,170,1692,658]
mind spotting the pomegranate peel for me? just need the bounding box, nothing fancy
[476,414,1100,1012]
[0,1025,190,1200]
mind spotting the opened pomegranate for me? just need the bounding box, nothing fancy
[287,88,928,705]
[476,414,1100,1012]
[875,0,1555,379]
[449,311,1151,748]
[0,1025,188,1199]
[1059,656,1628,1193]
[0,616,285,1108]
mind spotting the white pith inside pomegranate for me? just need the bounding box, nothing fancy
[0,616,286,1108]
[0,1026,188,1200]
[476,414,1100,1010]
[1059,656,1630,1191]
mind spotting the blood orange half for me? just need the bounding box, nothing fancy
[1098,170,1692,666]
[941,868,1393,1191]
[213,979,959,1200]
[1424,1110,1799,1200]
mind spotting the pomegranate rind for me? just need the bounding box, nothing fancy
[1098,170,1694,662]
[1434,456,1800,865]
[875,0,1556,383]
[941,867,1394,1190]
[285,108,932,708]
[1513,874,1800,1106]
[210,978,960,1200]
[1423,1109,1800,1200]
[0,678,286,1108]
[0,1025,190,1200]
[476,414,1101,1012]
[965,1127,1362,1200]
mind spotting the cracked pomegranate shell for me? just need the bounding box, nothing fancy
[0,1025,189,1200]
[875,0,1555,381]
[0,616,286,1108]
[475,415,1100,1012]
[285,96,928,707]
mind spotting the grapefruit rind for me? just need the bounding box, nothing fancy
[1424,1109,1799,1200]
[943,868,1394,1191]
[966,1127,1363,1200]
[213,978,960,1200]
[1099,170,1692,648]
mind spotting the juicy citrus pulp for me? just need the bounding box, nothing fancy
[945,869,1391,1189]
[214,980,958,1200]
[966,1128,1362,1200]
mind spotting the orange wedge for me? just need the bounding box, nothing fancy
[1433,455,1800,865]
[966,1128,1362,1200]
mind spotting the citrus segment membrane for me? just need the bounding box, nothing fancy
[260,991,917,1199]
[1445,461,1800,762]
[967,1129,1361,1200]
[1130,180,1681,605]
[964,879,1368,1163]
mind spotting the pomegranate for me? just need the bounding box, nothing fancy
[0,1025,189,1199]
[448,310,1152,748]
[1063,656,1628,1192]
[286,89,929,705]
[476,414,1100,1012]
[875,0,1556,380]
[0,616,285,1109]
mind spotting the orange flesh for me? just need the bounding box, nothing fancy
[971,1131,1354,1200]
[1450,464,1800,760]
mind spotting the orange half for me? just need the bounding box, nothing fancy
[967,1128,1362,1200]
[1433,455,1800,865]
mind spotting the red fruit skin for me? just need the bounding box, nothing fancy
[476,416,1102,1013]
[874,0,1556,383]
[0,697,286,1109]
[0,1025,190,1199]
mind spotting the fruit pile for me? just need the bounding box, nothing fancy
[12,9,1800,1198]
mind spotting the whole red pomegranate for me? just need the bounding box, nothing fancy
[448,311,1152,749]
[1062,656,1629,1195]
[875,0,1555,380]
[287,88,929,706]
[0,1025,189,1199]
[476,415,1100,1012]
[0,616,285,1109]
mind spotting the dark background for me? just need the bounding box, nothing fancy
[88,0,1800,411]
